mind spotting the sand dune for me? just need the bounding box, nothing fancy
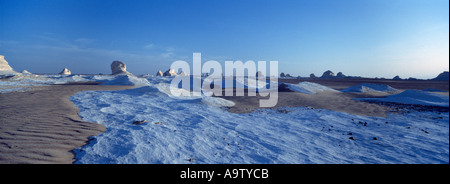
[0,83,132,164]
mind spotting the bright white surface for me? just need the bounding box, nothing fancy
[69,79,449,164]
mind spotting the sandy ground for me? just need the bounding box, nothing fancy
[278,78,449,91]
[219,78,449,116]
[219,89,389,116]
[0,83,133,164]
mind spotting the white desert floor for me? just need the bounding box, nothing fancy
[1,74,449,164]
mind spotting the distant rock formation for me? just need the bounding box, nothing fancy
[111,60,131,75]
[21,70,32,74]
[309,73,316,78]
[285,74,292,77]
[59,68,71,75]
[321,70,335,78]
[392,75,402,80]
[156,70,163,76]
[0,55,13,71]
[0,55,18,75]
[256,71,265,78]
[336,72,346,78]
[178,71,188,76]
[431,71,449,81]
[163,69,177,76]
[280,72,286,78]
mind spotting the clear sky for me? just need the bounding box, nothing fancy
[1,0,448,78]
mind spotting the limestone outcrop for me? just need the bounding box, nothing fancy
[111,60,131,75]
[59,68,71,75]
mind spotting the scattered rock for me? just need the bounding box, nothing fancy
[421,129,430,134]
[59,68,71,75]
[133,120,148,125]
[156,70,163,76]
[278,109,290,114]
[163,69,177,76]
[309,73,316,78]
[154,122,163,125]
[349,137,355,140]
[373,137,378,140]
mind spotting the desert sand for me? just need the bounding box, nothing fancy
[220,89,389,117]
[0,83,133,164]
[278,78,449,91]
[220,78,449,116]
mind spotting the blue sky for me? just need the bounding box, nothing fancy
[0,0,448,78]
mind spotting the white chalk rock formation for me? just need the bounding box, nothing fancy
[0,55,19,75]
[22,70,32,74]
[163,69,177,76]
[178,71,188,76]
[336,72,346,78]
[256,71,265,78]
[156,70,163,76]
[59,68,71,75]
[111,60,131,75]
[392,75,402,80]
[0,55,13,71]
[321,70,335,78]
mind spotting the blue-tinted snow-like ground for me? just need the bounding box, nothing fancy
[70,79,449,164]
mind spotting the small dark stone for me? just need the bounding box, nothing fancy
[133,120,148,125]
[373,137,378,140]
[278,109,290,114]
[348,133,353,135]
[349,137,355,140]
